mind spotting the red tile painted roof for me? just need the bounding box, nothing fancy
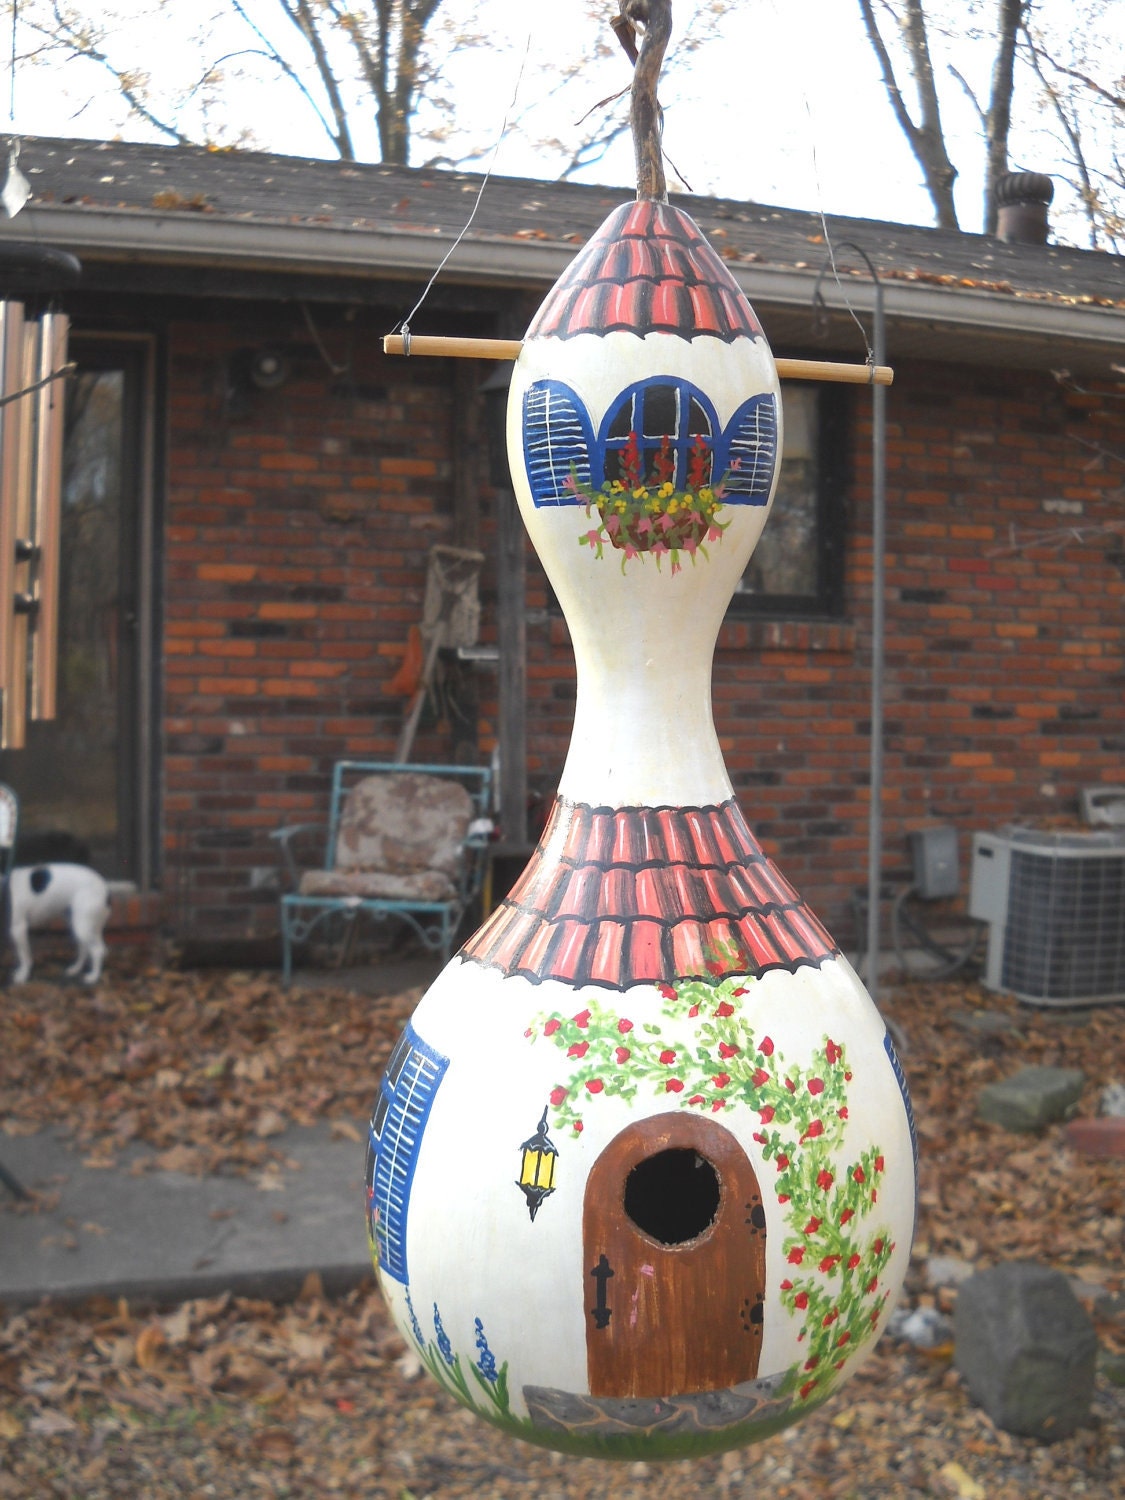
[461,798,837,990]
[526,200,764,344]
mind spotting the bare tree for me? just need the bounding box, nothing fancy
[857,0,1028,232]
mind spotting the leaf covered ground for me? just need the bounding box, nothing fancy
[1,966,1123,1498]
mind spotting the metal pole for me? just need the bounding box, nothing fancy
[812,245,886,1004]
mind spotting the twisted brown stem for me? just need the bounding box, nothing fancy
[621,0,672,201]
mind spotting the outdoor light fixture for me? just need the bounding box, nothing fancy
[515,1105,557,1221]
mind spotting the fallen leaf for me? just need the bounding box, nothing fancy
[254,1107,288,1138]
[939,1461,986,1499]
[134,1323,166,1370]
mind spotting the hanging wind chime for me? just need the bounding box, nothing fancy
[370,0,914,1459]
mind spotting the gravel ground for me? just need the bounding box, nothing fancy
[1,966,1123,1498]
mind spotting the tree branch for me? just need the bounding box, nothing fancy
[622,0,672,200]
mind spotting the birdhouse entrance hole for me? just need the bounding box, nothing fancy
[623,1148,720,1245]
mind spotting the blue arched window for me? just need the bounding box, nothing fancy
[598,377,717,490]
[522,380,594,506]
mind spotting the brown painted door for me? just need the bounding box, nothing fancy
[583,1112,766,1399]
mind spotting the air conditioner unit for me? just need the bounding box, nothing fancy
[969,828,1125,1007]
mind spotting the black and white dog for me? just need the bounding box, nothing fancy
[7,860,110,985]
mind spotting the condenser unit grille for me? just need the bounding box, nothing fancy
[970,829,1125,1007]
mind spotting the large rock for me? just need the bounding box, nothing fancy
[976,1066,1085,1131]
[953,1263,1097,1440]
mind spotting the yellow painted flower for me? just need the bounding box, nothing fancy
[633,487,648,501]
[658,482,675,499]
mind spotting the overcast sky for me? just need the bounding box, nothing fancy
[9,0,1116,243]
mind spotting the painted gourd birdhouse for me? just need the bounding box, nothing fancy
[365,3,915,1462]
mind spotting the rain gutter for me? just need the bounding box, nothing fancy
[4,202,1124,351]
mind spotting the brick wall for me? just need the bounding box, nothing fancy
[162,319,1124,951]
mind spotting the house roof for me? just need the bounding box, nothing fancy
[3,136,1123,372]
[461,796,837,990]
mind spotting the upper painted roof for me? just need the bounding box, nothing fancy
[525,200,764,342]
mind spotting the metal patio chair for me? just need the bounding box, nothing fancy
[272,761,492,984]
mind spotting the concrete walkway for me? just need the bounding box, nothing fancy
[0,958,438,1310]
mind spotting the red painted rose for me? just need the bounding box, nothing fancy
[785,1078,796,1094]
[802,1120,824,1141]
[759,1106,775,1124]
[853,1167,866,1183]
[567,1041,589,1058]
[586,1079,604,1094]
[659,1049,676,1065]
[820,1254,841,1272]
[549,1086,567,1106]
[776,1154,790,1170]
[847,1253,861,1269]
[712,1072,731,1088]
[874,1155,885,1173]
[787,1247,805,1265]
[794,1291,808,1309]
[759,1036,775,1055]
[666,1078,684,1093]
[618,1018,634,1033]
[718,1042,741,1060]
[544,1019,561,1036]
[808,1077,825,1095]
[839,1207,854,1224]
[615,1046,631,1064]
[752,1068,770,1087]
[573,1009,591,1028]
[714,1001,735,1018]
[804,1216,822,1235]
[826,1039,842,1064]
[816,1169,834,1191]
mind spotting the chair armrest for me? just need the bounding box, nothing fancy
[270,823,327,890]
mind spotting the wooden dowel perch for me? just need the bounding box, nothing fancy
[382,334,893,385]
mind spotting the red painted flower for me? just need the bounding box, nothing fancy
[874,1155,885,1173]
[778,1193,790,1203]
[658,984,676,1001]
[705,960,723,977]
[712,1072,731,1089]
[751,1068,770,1087]
[753,1132,767,1145]
[714,1001,734,1018]
[873,1238,884,1255]
[550,1086,567,1106]
[586,1078,604,1094]
[733,987,749,997]
[573,1009,591,1028]
[687,1004,700,1018]
[776,1154,790,1170]
[804,1216,822,1235]
[801,1120,824,1141]
[804,1356,819,1372]
[689,1094,705,1106]
[719,1042,741,1060]
[794,1291,808,1309]
[759,1036,774,1055]
[820,1254,841,1273]
[780,1279,793,1291]
[799,1379,818,1400]
[823,1309,838,1326]
[839,1207,854,1224]
[848,1253,861,1269]
[523,1027,532,1038]
[808,1077,825,1096]
[666,1078,684,1093]
[618,1018,634,1033]
[567,1041,589,1058]
[785,1077,796,1094]
[866,1276,879,1294]
[853,1166,866,1183]
[615,1046,631,1064]
[659,1049,676,1065]
[837,1106,849,1119]
[787,1247,805,1265]
[574,1120,584,1133]
[844,1071,853,1082]
[826,1039,842,1064]
[544,1019,561,1036]
[711,1097,725,1112]
[759,1106,775,1124]
[816,1169,834,1191]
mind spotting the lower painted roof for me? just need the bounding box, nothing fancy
[461,796,838,989]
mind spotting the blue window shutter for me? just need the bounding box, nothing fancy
[368,1023,449,1284]
[883,1029,919,1182]
[522,380,593,505]
[719,393,779,505]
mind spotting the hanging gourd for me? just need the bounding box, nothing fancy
[370,0,914,1459]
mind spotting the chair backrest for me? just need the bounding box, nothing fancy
[333,770,475,880]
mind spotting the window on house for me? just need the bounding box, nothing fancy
[730,383,847,618]
[0,336,156,883]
